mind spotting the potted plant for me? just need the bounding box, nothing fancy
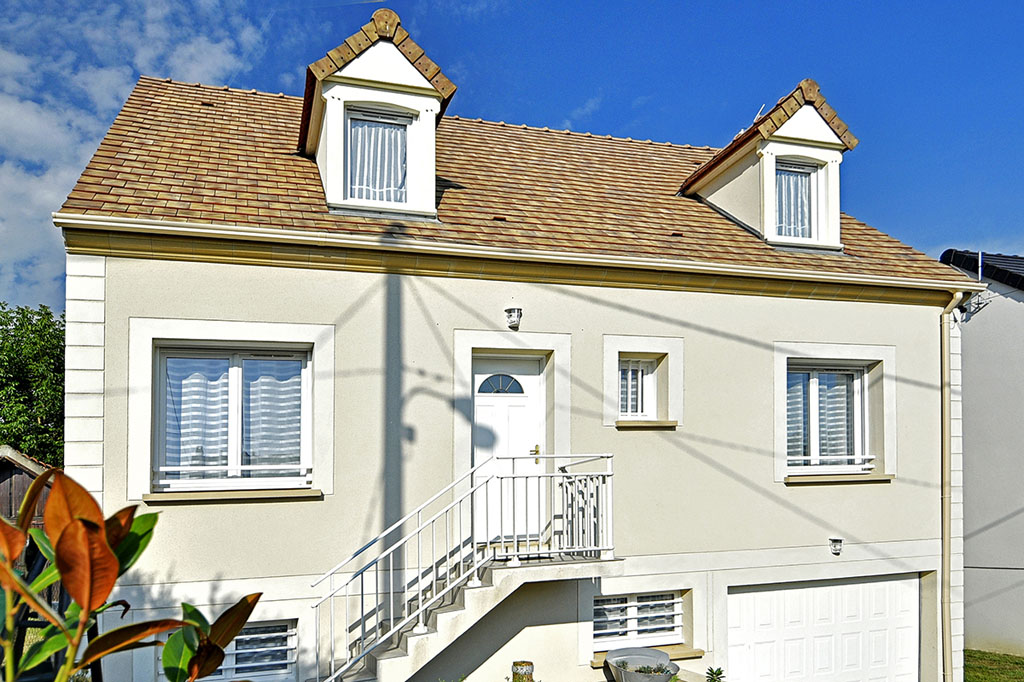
[706,667,725,682]
[606,648,679,682]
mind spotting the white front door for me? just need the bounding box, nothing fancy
[472,357,546,543]
[727,575,920,682]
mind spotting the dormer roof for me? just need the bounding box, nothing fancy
[297,8,457,154]
[679,79,858,195]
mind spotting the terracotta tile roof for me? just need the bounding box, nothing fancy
[59,76,969,285]
[299,8,456,152]
[679,79,857,195]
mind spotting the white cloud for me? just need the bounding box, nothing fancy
[74,65,136,113]
[0,0,270,309]
[166,36,245,83]
[561,95,602,131]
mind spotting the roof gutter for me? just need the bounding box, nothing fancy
[940,290,964,682]
[52,212,985,295]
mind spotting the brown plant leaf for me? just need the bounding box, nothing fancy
[55,519,120,612]
[16,468,58,532]
[0,518,27,563]
[104,506,138,549]
[44,472,105,547]
[0,562,69,635]
[77,618,187,668]
[208,593,261,649]
[187,642,225,681]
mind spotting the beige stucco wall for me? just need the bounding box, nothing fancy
[960,279,1024,654]
[98,255,944,587]
[696,149,761,234]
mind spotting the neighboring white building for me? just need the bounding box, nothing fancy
[56,9,981,682]
[940,250,1024,656]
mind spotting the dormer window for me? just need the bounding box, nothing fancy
[679,81,856,251]
[348,110,409,204]
[298,9,456,219]
[775,161,815,239]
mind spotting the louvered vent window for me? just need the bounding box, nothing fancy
[594,591,684,650]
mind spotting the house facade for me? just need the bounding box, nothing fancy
[939,250,1024,656]
[57,10,980,682]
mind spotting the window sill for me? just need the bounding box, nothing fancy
[142,488,324,504]
[615,420,678,430]
[766,235,844,251]
[783,473,894,486]
[327,202,437,221]
[591,644,705,668]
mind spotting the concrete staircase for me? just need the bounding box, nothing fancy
[359,558,623,682]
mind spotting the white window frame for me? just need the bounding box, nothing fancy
[154,346,313,492]
[758,140,843,249]
[785,365,868,473]
[773,341,897,481]
[618,357,657,419]
[593,590,684,651]
[344,106,412,209]
[603,335,684,426]
[128,318,335,500]
[158,619,297,682]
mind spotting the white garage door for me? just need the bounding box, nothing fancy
[727,575,919,682]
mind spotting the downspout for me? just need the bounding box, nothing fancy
[941,290,964,682]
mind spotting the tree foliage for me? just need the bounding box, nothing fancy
[0,303,64,467]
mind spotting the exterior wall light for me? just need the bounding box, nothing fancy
[505,307,523,330]
[829,537,844,556]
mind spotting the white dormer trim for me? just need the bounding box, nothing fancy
[771,105,846,149]
[692,104,845,250]
[758,139,843,249]
[314,42,441,218]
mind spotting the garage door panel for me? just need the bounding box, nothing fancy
[783,638,806,678]
[869,629,889,667]
[728,575,919,682]
[812,635,834,675]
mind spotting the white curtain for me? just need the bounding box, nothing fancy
[619,361,646,415]
[349,118,407,202]
[243,359,302,477]
[164,358,230,478]
[776,167,811,238]
[786,371,810,463]
[818,372,854,462]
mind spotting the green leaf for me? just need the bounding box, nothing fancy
[0,562,69,636]
[28,528,54,561]
[113,513,158,576]
[28,564,59,593]
[18,630,71,673]
[183,623,200,651]
[181,603,210,635]
[163,628,196,682]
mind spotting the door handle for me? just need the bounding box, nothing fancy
[530,445,540,464]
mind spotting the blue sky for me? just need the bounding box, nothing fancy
[2,0,1021,310]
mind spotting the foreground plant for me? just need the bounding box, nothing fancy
[0,469,260,681]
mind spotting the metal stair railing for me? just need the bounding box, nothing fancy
[311,453,613,682]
